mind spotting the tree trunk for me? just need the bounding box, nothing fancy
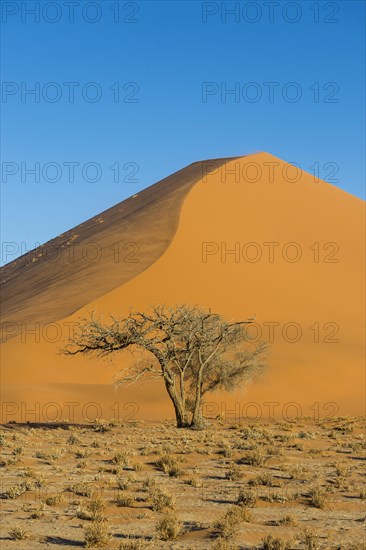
[164,378,188,428]
[179,371,186,415]
[190,372,204,429]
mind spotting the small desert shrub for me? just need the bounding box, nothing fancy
[126,472,137,483]
[12,446,23,455]
[84,520,110,547]
[115,491,133,507]
[112,451,130,467]
[225,462,243,481]
[155,454,181,477]
[93,420,112,433]
[86,496,106,518]
[266,446,284,457]
[44,493,63,506]
[308,486,326,509]
[30,507,45,519]
[236,488,257,507]
[9,525,31,540]
[67,434,80,445]
[213,539,238,550]
[300,528,320,550]
[35,450,60,464]
[116,478,129,491]
[288,464,308,480]
[150,488,175,511]
[308,448,323,457]
[77,507,93,521]
[261,490,288,503]
[2,482,32,499]
[185,475,202,487]
[273,514,296,526]
[155,512,182,540]
[261,535,291,550]
[241,426,267,440]
[214,505,252,539]
[21,467,36,479]
[143,478,157,493]
[34,474,46,488]
[334,462,349,477]
[76,449,90,459]
[248,472,273,486]
[118,539,152,549]
[297,431,316,439]
[334,422,354,434]
[66,482,93,497]
[219,446,233,458]
[238,449,266,466]
[111,466,123,476]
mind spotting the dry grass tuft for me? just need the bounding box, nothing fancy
[236,487,257,507]
[9,525,31,540]
[213,505,252,539]
[308,486,327,509]
[261,534,291,550]
[155,511,182,541]
[84,519,110,548]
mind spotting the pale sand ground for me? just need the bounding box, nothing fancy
[0,153,365,421]
[0,417,365,548]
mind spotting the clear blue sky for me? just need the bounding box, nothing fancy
[1,0,365,264]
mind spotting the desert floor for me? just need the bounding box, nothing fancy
[0,416,365,549]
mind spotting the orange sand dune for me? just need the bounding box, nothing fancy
[1,153,364,423]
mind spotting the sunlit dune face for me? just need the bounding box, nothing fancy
[1,153,364,422]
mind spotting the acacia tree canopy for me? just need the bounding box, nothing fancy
[62,305,268,428]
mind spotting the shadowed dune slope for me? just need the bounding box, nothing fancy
[1,157,235,336]
[1,153,364,421]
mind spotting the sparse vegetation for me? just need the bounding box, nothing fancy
[0,416,364,547]
[118,539,152,550]
[213,505,253,539]
[239,448,266,466]
[225,462,243,481]
[155,453,181,476]
[8,525,31,540]
[308,486,327,509]
[236,487,257,507]
[300,528,321,550]
[261,534,291,550]
[115,491,133,507]
[155,511,182,540]
[84,519,110,547]
[150,487,175,511]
